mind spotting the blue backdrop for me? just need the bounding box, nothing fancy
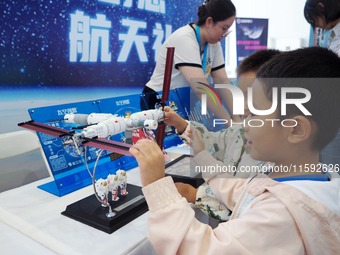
[0,0,201,133]
[1,0,200,87]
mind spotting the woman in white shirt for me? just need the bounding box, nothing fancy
[141,0,236,122]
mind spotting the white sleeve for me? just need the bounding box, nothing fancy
[166,28,201,67]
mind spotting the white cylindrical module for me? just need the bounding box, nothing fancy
[64,113,114,125]
[87,113,115,124]
[64,113,89,125]
[128,109,164,128]
[81,117,127,138]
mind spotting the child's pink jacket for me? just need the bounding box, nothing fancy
[142,152,340,254]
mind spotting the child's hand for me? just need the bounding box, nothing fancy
[163,106,188,134]
[129,139,165,186]
[175,182,197,203]
[189,129,205,156]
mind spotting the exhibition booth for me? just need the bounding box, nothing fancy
[1,0,326,254]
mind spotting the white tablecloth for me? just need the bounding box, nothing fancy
[0,167,150,255]
[0,219,57,255]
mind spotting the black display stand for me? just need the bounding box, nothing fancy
[61,184,148,234]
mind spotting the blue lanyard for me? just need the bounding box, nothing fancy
[273,173,330,182]
[195,25,208,75]
[258,162,331,182]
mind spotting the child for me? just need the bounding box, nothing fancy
[168,49,281,221]
[304,0,340,168]
[130,47,340,255]
[236,49,281,118]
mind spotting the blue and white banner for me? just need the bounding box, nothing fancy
[1,0,200,87]
[0,0,201,133]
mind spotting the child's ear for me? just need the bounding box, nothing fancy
[287,116,312,144]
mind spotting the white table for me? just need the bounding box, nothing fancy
[0,219,57,255]
[0,147,193,255]
[0,167,152,255]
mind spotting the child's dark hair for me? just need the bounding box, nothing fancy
[257,47,340,150]
[196,0,236,26]
[304,0,340,28]
[236,49,281,76]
